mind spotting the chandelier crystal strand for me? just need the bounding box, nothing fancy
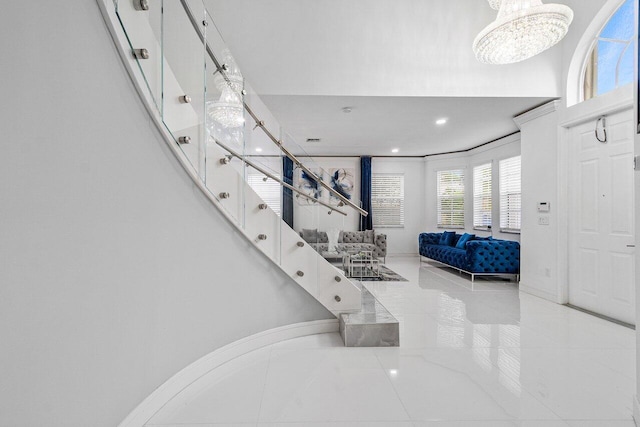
[207,86,245,129]
[473,0,573,65]
[213,49,244,93]
[487,0,502,10]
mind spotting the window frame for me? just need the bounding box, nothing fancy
[580,0,635,102]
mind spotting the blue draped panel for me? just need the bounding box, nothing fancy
[282,156,294,228]
[360,156,373,231]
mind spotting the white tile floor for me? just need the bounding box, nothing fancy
[146,256,637,427]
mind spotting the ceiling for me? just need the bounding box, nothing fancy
[260,95,551,156]
[205,0,571,156]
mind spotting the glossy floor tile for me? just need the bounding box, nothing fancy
[146,256,637,426]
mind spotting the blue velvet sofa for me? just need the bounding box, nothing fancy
[419,232,520,282]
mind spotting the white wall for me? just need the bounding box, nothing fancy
[516,102,562,301]
[373,158,426,255]
[0,2,333,426]
[423,134,522,243]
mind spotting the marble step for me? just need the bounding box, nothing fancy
[339,286,399,347]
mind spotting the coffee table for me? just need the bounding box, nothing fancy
[342,250,380,279]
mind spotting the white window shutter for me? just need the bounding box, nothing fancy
[499,156,521,232]
[473,163,492,229]
[437,169,465,228]
[372,174,405,227]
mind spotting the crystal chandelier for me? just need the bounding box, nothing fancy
[208,49,245,128]
[487,0,502,10]
[473,0,574,65]
[207,86,245,129]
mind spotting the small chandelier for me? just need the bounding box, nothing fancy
[207,86,245,129]
[473,0,574,65]
[207,49,245,128]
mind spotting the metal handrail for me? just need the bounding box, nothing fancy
[215,140,348,216]
[243,104,367,216]
[179,0,368,217]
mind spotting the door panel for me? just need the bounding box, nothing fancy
[579,159,599,232]
[568,109,635,325]
[577,248,599,296]
[610,155,634,235]
[610,252,633,303]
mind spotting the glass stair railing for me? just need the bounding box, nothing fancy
[109,0,372,316]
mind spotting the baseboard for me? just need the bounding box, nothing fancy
[118,319,339,427]
[634,395,640,426]
[519,283,561,304]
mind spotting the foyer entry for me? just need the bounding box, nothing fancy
[568,108,635,325]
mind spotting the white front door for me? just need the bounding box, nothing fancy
[568,109,635,325]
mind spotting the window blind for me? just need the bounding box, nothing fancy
[372,174,405,227]
[437,169,465,228]
[248,173,282,216]
[499,156,521,232]
[473,163,492,229]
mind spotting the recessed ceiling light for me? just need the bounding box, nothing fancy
[306,138,321,143]
[436,118,448,125]
[391,148,399,153]
[342,107,353,114]
[255,147,263,152]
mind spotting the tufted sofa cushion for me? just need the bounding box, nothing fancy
[374,234,387,258]
[309,243,329,252]
[426,245,468,271]
[342,231,364,243]
[466,240,520,274]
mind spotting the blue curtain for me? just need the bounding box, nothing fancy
[360,156,373,230]
[282,156,294,228]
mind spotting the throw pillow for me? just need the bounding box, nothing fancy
[455,233,475,249]
[439,231,455,246]
[363,229,375,244]
[302,228,319,243]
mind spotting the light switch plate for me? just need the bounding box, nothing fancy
[538,217,550,225]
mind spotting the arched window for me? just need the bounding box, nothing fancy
[582,0,635,101]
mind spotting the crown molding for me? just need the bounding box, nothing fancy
[513,100,561,128]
